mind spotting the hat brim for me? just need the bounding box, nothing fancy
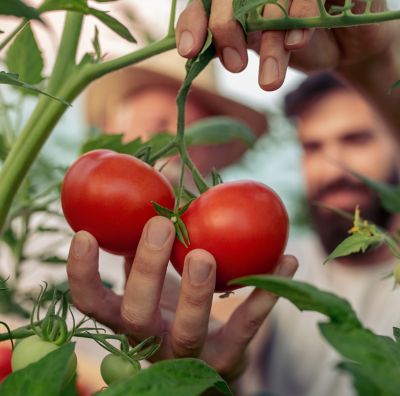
[85,66,268,137]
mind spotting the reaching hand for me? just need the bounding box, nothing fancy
[176,0,396,90]
[67,216,298,381]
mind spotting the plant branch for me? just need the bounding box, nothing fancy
[168,0,178,36]
[246,10,400,31]
[87,35,176,81]
[47,12,83,94]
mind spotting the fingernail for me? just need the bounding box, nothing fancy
[146,218,171,249]
[188,258,211,286]
[222,47,244,72]
[178,30,194,56]
[277,257,298,277]
[73,232,90,258]
[260,57,279,87]
[285,29,304,46]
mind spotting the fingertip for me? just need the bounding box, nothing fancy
[220,46,248,73]
[71,231,97,259]
[284,28,313,50]
[258,57,285,91]
[186,248,216,268]
[183,249,216,287]
[276,255,299,277]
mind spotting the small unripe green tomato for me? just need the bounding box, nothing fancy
[100,353,141,385]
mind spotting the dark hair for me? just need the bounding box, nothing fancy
[284,72,350,118]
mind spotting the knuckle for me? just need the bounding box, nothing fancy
[72,298,95,317]
[172,331,202,355]
[120,305,149,333]
[209,19,236,39]
[211,359,233,378]
[132,256,159,278]
[240,316,265,340]
[183,291,209,309]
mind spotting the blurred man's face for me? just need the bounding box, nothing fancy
[297,90,399,255]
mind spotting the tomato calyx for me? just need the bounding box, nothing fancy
[152,200,194,248]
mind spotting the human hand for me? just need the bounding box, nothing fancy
[176,0,397,90]
[67,216,298,381]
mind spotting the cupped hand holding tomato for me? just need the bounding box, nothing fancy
[61,149,175,256]
[67,213,297,382]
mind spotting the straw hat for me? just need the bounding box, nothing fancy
[85,49,268,136]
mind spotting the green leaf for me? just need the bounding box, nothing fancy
[320,322,400,366]
[92,26,102,61]
[80,134,142,155]
[320,322,400,395]
[211,169,223,186]
[229,276,361,326]
[37,255,67,265]
[390,80,400,93]
[393,327,400,343]
[201,0,212,15]
[337,362,385,396]
[143,133,175,156]
[233,0,266,28]
[96,358,232,396]
[89,8,136,43]
[0,71,70,105]
[0,0,40,19]
[347,170,400,214]
[324,234,383,264]
[0,343,76,396]
[152,202,174,218]
[185,117,256,147]
[40,0,136,43]
[5,24,43,85]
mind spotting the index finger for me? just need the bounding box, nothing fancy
[67,231,124,332]
[176,0,208,58]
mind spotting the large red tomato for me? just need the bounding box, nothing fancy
[0,343,12,382]
[171,181,289,292]
[61,150,175,256]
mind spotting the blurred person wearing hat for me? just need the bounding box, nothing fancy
[85,50,267,185]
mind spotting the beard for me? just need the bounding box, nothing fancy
[309,168,399,259]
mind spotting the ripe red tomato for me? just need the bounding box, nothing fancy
[61,150,175,256]
[171,181,289,292]
[0,343,12,382]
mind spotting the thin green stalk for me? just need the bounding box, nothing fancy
[316,0,328,18]
[149,139,178,164]
[88,35,176,81]
[47,12,83,94]
[247,10,400,31]
[0,325,36,341]
[168,0,178,36]
[175,159,186,211]
[0,89,15,147]
[0,20,27,51]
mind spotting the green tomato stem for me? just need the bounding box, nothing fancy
[0,325,36,341]
[46,12,83,95]
[168,0,178,37]
[87,35,176,81]
[246,10,400,31]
